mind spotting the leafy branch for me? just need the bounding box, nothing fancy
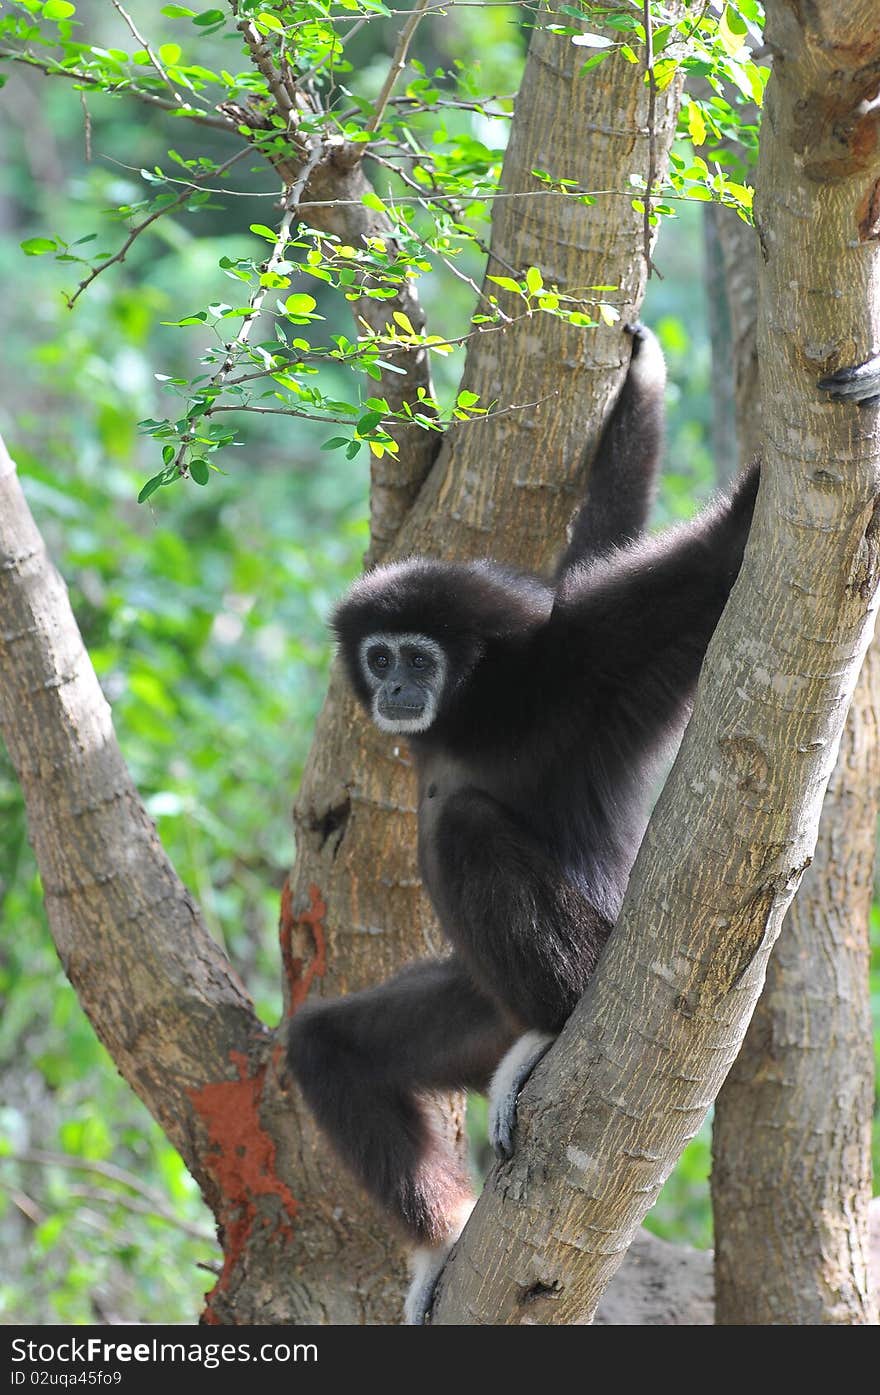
[64,146,252,308]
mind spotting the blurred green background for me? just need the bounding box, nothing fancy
[0,0,876,1323]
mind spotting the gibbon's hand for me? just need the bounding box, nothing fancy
[818,352,880,408]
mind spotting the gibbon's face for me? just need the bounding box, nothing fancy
[358,631,447,734]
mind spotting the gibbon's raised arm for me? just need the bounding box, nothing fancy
[555,322,667,575]
[549,463,759,755]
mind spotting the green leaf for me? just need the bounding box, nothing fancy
[321,437,350,451]
[257,11,284,32]
[250,223,277,241]
[525,266,543,295]
[137,473,168,503]
[158,43,182,64]
[487,274,523,295]
[356,411,383,434]
[161,4,195,14]
[192,8,224,25]
[361,191,387,213]
[20,237,58,256]
[43,0,75,18]
[283,293,317,316]
[456,390,479,408]
[189,458,210,485]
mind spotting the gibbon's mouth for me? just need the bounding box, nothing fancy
[378,699,426,721]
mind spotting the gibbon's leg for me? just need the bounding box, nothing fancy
[818,351,880,408]
[434,788,614,1158]
[556,321,667,573]
[286,956,515,1322]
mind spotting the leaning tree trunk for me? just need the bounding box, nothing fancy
[708,88,879,1323]
[431,0,880,1325]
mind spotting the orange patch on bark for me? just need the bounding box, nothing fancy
[279,880,328,1015]
[191,1050,299,1323]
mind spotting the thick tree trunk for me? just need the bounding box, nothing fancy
[432,0,880,1325]
[595,1197,880,1324]
[708,11,880,1327]
[712,642,880,1324]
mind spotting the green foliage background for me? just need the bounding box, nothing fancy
[0,0,876,1322]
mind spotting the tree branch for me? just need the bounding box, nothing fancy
[364,0,431,136]
[66,147,251,309]
[0,436,260,1218]
[0,49,236,131]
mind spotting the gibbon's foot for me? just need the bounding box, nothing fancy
[624,319,646,347]
[403,1198,475,1326]
[818,352,880,408]
[488,1030,555,1160]
[624,321,666,393]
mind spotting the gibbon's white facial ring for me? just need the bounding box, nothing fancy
[358,631,447,734]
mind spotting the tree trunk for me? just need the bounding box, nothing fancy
[707,14,880,1327]
[712,641,880,1324]
[432,0,880,1325]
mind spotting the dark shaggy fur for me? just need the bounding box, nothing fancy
[287,325,759,1245]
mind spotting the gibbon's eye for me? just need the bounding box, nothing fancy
[410,653,427,670]
[368,648,391,674]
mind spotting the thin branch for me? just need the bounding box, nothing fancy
[0,49,236,131]
[2,1148,204,1229]
[236,16,296,121]
[79,89,92,162]
[65,146,251,308]
[335,92,515,123]
[366,0,432,136]
[206,388,557,427]
[109,0,184,106]
[64,1183,215,1243]
[174,142,325,471]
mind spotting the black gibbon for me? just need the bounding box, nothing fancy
[287,326,880,1322]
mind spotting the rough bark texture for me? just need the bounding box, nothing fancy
[595,1196,880,1324]
[0,437,284,1312]
[710,10,879,1322]
[713,641,880,1324]
[281,8,682,1325]
[431,0,880,1325]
